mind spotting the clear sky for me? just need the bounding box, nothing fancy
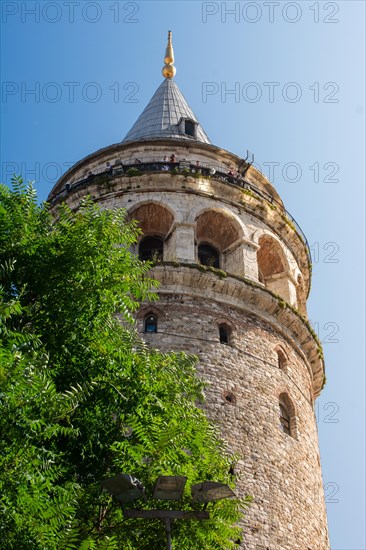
[1,1,365,548]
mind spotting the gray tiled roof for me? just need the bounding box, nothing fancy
[122,79,211,144]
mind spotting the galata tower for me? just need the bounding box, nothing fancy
[48,32,330,550]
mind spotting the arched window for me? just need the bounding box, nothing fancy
[139,236,163,262]
[276,348,287,371]
[219,323,232,345]
[195,209,242,275]
[219,325,228,344]
[279,401,291,435]
[198,243,220,268]
[257,235,286,279]
[144,314,157,333]
[257,234,289,298]
[278,393,297,438]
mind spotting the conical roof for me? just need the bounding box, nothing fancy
[122,78,211,144]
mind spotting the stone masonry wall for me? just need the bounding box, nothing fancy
[138,294,330,550]
[50,141,328,548]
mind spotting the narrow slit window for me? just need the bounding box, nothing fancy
[279,401,291,435]
[277,349,287,371]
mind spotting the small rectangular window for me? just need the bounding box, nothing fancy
[185,120,195,137]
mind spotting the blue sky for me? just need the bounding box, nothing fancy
[1,1,365,548]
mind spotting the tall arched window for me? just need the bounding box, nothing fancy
[257,235,286,280]
[198,243,220,268]
[144,314,157,333]
[278,393,297,439]
[139,236,163,262]
[279,401,291,435]
[276,348,287,372]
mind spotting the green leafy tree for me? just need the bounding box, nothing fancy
[0,177,251,549]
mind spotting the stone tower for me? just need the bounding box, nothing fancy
[48,33,329,550]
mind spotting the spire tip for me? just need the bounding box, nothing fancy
[162,30,176,79]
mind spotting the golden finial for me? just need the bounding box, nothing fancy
[162,31,176,79]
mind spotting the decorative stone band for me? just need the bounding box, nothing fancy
[149,263,325,397]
